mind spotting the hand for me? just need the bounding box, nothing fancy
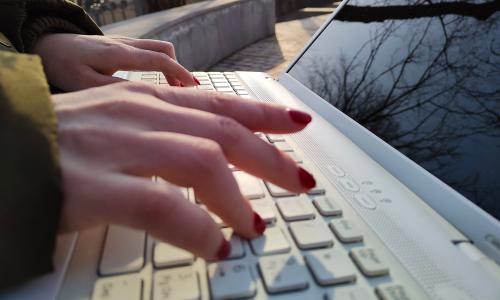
[34,34,197,91]
[53,82,315,260]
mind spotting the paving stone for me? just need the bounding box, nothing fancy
[209,8,334,77]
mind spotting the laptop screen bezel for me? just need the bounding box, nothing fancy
[280,0,500,262]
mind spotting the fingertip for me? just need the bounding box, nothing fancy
[298,167,316,189]
[253,212,266,235]
[287,108,312,125]
[215,238,231,260]
[193,76,201,86]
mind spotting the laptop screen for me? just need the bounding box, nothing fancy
[288,0,500,220]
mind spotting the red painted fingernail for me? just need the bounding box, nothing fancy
[298,167,316,189]
[288,109,312,125]
[216,239,231,260]
[193,76,201,85]
[253,212,266,235]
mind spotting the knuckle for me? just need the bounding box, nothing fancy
[136,186,179,228]
[163,41,174,51]
[215,116,244,145]
[191,140,225,175]
[123,80,156,94]
[107,43,128,57]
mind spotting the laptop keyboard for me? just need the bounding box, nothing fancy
[90,72,415,300]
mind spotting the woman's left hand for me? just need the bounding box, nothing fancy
[33,34,198,91]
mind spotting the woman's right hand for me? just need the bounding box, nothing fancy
[53,81,315,260]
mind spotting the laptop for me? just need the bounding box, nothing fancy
[2,0,499,299]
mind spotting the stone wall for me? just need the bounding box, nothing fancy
[102,0,276,71]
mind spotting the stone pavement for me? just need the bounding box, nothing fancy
[208,7,335,77]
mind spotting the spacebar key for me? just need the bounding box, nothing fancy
[99,225,146,276]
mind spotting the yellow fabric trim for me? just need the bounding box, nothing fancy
[0,51,59,163]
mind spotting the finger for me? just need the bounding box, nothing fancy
[114,38,185,87]
[115,37,178,60]
[104,45,196,86]
[71,66,126,91]
[78,127,263,239]
[142,104,313,193]
[151,87,312,133]
[79,96,313,193]
[95,174,230,260]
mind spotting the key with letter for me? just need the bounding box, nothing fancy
[99,226,145,276]
[92,275,142,300]
[350,247,389,277]
[259,255,309,293]
[330,219,363,243]
[154,242,195,268]
[250,199,276,223]
[313,196,342,216]
[304,249,357,286]
[234,171,265,199]
[250,226,290,256]
[153,267,200,300]
[276,195,316,221]
[289,219,333,249]
[208,262,256,299]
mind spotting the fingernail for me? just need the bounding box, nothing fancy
[288,109,312,125]
[253,212,266,235]
[193,76,201,85]
[216,239,231,260]
[298,167,316,189]
[180,82,185,87]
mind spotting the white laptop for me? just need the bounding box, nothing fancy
[3,0,499,299]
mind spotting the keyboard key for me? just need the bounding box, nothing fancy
[276,195,316,221]
[266,134,285,142]
[153,267,200,300]
[198,85,215,91]
[250,227,290,256]
[288,152,303,163]
[154,242,195,268]
[376,283,415,300]
[306,182,326,195]
[313,196,342,216]
[234,171,265,199]
[212,78,229,83]
[265,182,298,197]
[259,255,309,294]
[274,141,294,152]
[304,249,357,285]
[289,220,333,249]
[236,90,249,95]
[330,219,363,243]
[216,87,234,92]
[92,274,142,300]
[325,287,377,300]
[208,262,256,299]
[250,199,276,223]
[350,248,389,277]
[222,228,245,259]
[99,225,145,276]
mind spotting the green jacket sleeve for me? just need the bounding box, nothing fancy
[0,0,102,53]
[0,49,62,290]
